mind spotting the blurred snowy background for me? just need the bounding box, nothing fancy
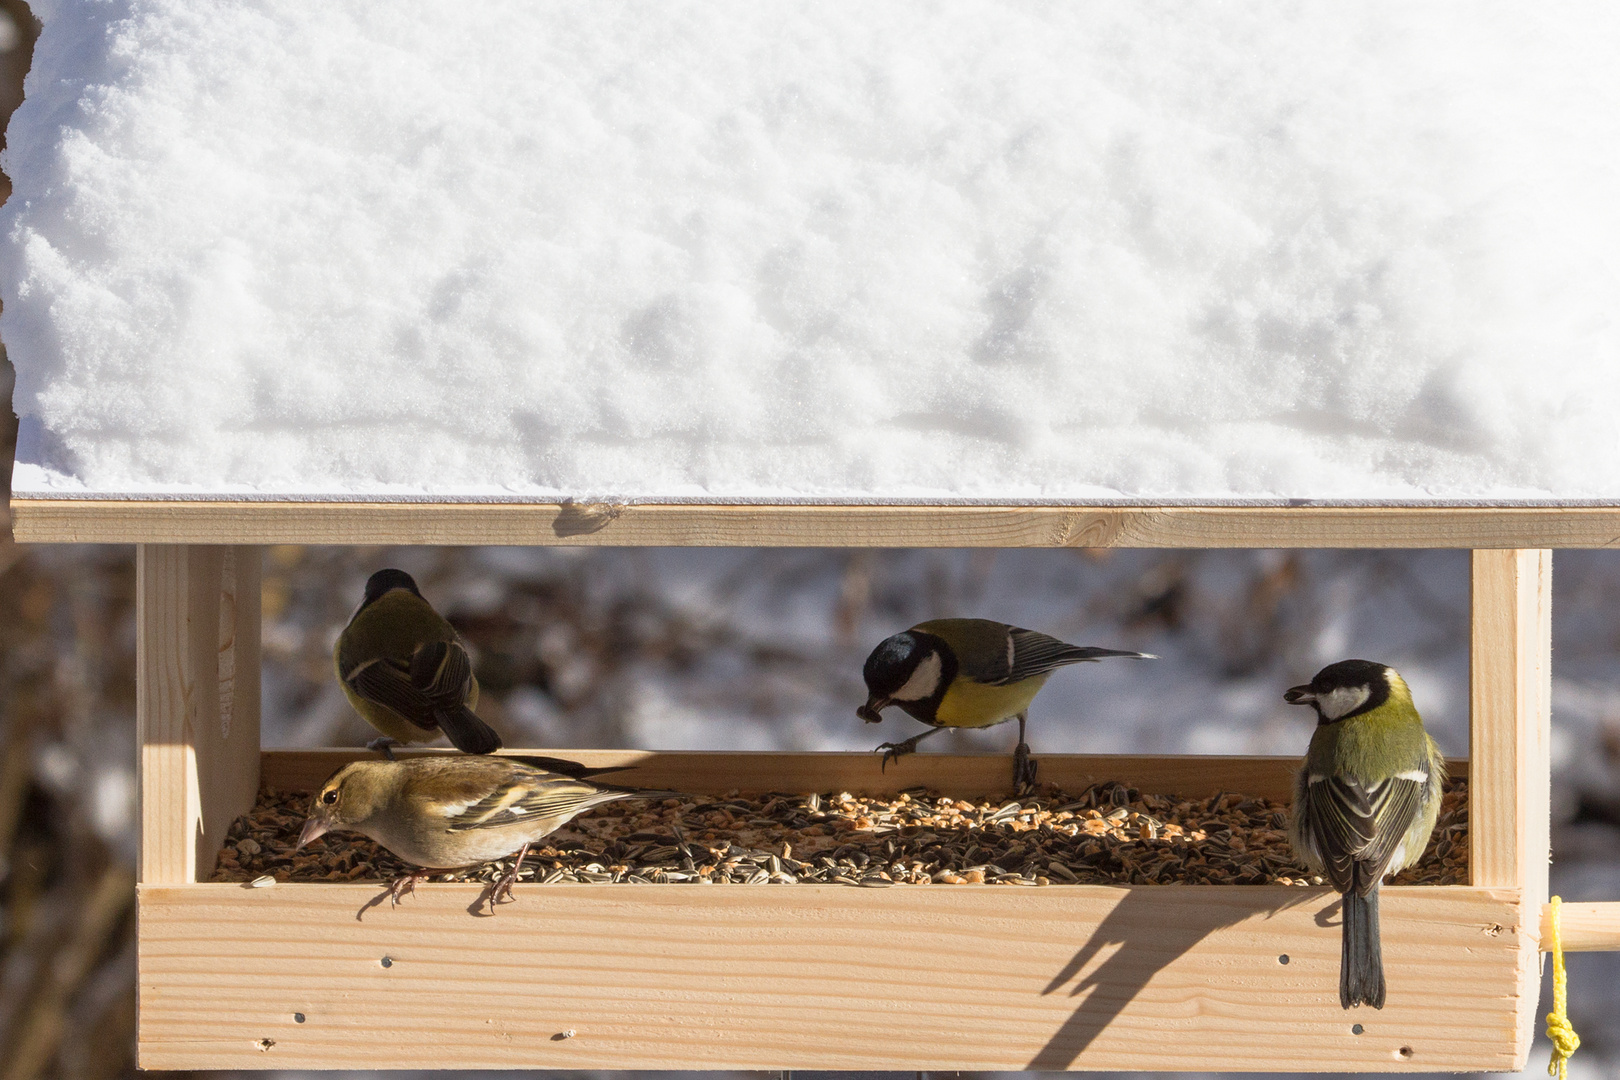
[2,4,1618,1080]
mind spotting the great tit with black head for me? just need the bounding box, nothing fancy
[1285,659,1445,1010]
[297,754,677,909]
[335,568,503,756]
[859,618,1154,788]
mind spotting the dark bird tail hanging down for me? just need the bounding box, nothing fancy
[1341,888,1386,1009]
[433,704,503,756]
[410,639,502,755]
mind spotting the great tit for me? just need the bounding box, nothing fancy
[858,618,1154,788]
[1285,659,1445,1010]
[297,754,677,909]
[334,568,503,756]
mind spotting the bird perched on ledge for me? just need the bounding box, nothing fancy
[1285,659,1445,1010]
[335,568,503,756]
[297,754,675,909]
[858,618,1154,788]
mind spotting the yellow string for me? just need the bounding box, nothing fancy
[1546,895,1580,1080]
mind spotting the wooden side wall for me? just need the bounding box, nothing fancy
[137,882,1524,1072]
[137,546,262,884]
[1469,549,1553,1066]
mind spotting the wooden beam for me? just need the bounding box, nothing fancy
[1539,901,1620,953]
[17,500,1620,547]
[137,546,263,884]
[1468,549,1552,1065]
[261,748,1469,805]
[137,882,1523,1072]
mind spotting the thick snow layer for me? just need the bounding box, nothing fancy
[4,3,1620,501]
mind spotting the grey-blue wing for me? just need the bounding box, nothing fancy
[345,656,439,732]
[997,628,1146,685]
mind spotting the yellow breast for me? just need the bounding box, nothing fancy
[932,675,1050,729]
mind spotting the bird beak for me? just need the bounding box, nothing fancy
[1283,684,1316,705]
[857,696,890,724]
[297,814,332,850]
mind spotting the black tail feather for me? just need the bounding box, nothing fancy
[1060,646,1156,662]
[434,705,503,755]
[508,755,635,780]
[1341,888,1386,1009]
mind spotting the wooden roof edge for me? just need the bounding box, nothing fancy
[11,497,1620,547]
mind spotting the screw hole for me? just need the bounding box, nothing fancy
[380,956,393,968]
[1277,954,1290,965]
[293,1013,305,1024]
[1399,1046,1413,1058]
[1351,1024,1364,1035]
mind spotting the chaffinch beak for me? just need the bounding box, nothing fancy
[297,814,333,850]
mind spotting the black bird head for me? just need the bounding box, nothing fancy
[361,568,423,608]
[858,630,947,723]
[1284,658,1392,724]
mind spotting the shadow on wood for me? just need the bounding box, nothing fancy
[1031,886,1315,1069]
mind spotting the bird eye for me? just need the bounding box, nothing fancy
[321,790,338,805]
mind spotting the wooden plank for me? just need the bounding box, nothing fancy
[1539,902,1620,953]
[17,499,1620,547]
[1468,549,1552,1065]
[261,749,1469,805]
[265,749,1303,802]
[136,883,1523,1072]
[137,545,198,885]
[137,546,264,884]
[202,547,262,880]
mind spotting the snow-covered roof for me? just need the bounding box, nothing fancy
[3,3,1619,505]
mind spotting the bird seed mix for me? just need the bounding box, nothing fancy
[212,777,1467,889]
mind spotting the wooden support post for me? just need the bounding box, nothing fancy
[1540,901,1620,952]
[136,545,262,884]
[1469,549,1552,1064]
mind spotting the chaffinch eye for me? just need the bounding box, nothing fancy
[322,789,338,805]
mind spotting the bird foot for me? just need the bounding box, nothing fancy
[387,871,426,907]
[1013,742,1038,792]
[876,735,928,773]
[486,845,530,912]
[366,736,399,761]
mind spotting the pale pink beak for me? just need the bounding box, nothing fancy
[297,815,332,850]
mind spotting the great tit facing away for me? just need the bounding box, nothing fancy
[859,618,1154,788]
[297,755,677,910]
[334,568,503,757]
[1285,659,1445,1010]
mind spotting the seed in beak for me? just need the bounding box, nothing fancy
[1283,685,1315,704]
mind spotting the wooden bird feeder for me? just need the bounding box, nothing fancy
[13,500,1620,1071]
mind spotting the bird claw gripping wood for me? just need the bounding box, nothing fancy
[876,730,940,772]
[486,843,531,913]
[877,741,912,773]
[387,871,425,907]
[1013,742,1038,792]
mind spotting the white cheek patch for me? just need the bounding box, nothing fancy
[1318,684,1371,720]
[891,651,943,702]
